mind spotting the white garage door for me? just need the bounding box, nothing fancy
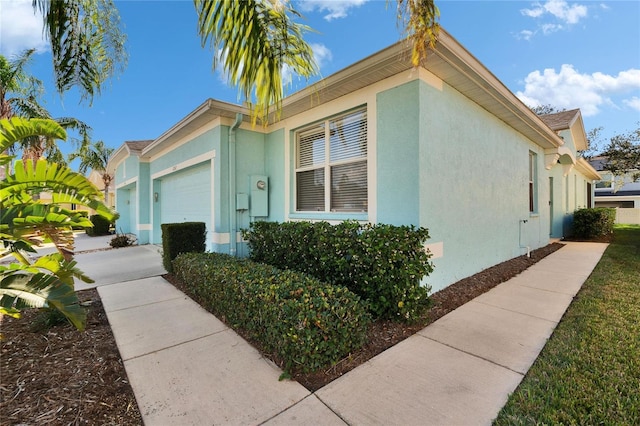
[160,164,212,228]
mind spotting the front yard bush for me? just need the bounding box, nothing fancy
[86,214,111,236]
[161,222,206,272]
[572,208,616,239]
[243,221,434,321]
[173,252,370,374]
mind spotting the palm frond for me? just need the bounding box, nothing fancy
[33,0,127,103]
[395,0,440,66]
[195,0,317,125]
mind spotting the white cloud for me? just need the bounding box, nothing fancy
[522,0,588,24]
[297,0,369,21]
[516,65,640,116]
[0,0,48,56]
[517,30,535,41]
[541,23,563,34]
[623,97,640,112]
[519,0,588,40]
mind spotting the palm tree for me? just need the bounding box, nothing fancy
[1,51,93,166]
[69,140,115,201]
[0,49,47,120]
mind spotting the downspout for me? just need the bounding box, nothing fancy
[519,219,531,258]
[229,113,243,256]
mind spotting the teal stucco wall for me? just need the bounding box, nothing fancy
[375,79,550,292]
[376,81,421,225]
[265,129,285,222]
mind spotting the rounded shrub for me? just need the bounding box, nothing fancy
[572,208,616,239]
[86,214,111,236]
[243,220,434,322]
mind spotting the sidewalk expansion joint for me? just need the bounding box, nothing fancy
[509,282,578,296]
[471,300,562,324]
[313,393,351,425]
[419,334,526,377]
[105,295,187,313]
[122,328,230,362]
[257,394,349,426]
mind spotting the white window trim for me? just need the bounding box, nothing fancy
[294,107,368,213]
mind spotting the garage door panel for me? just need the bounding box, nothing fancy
[160,165,211,226]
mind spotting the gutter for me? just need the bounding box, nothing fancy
[229,113,243,256]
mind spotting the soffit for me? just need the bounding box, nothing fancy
[277,29,562,149]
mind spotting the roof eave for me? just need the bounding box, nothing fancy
[141,99,251,158]
[276,29,562,150]
[106,143,131,176]
[576,157,602,180]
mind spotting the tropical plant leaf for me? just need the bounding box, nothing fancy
[0,306,21,318]
[0,271,86,330]
[32,254,94,285]
[0,117,66,153]
[1,158,115,222]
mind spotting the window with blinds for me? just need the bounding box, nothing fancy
[295,108,367,212]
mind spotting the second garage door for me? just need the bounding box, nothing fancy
[159,164,212,229]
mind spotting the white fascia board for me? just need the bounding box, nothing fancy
[151,151,216,180]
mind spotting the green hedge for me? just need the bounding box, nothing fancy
[161,222,206,273]
[243,221,434,321]
[572,208,616,239]
[173,252,370,374]
[86,214,111,236]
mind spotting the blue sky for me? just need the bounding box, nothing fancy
[1,0,639,164]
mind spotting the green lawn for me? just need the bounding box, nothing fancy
[494,225,640,425]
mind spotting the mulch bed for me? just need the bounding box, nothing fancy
[0,242,564,423]
[0,290,142,425]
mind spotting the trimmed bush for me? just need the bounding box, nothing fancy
[243,221,434,321]
[161,222,206,272]
[173,252,370,374]
[86,214,111,236]
[572,208,616,239]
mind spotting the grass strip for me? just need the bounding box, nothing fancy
[495,225,640,425]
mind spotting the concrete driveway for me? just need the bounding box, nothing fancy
[74,245,166,291]
[24,233,166,291]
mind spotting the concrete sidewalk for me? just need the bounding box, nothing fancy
[94,241,607,425]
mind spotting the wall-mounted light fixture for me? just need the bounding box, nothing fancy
[154,192,159,202]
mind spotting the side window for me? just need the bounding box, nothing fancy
[295,108,368,212]
[529,151,538,213]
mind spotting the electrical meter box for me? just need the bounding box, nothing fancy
[236,193,249,211]
[250,175,268,217]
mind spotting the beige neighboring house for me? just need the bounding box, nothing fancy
[37,168,115,214]
[88,169,115,209]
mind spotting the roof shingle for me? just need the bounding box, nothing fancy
[538,109,580,131]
